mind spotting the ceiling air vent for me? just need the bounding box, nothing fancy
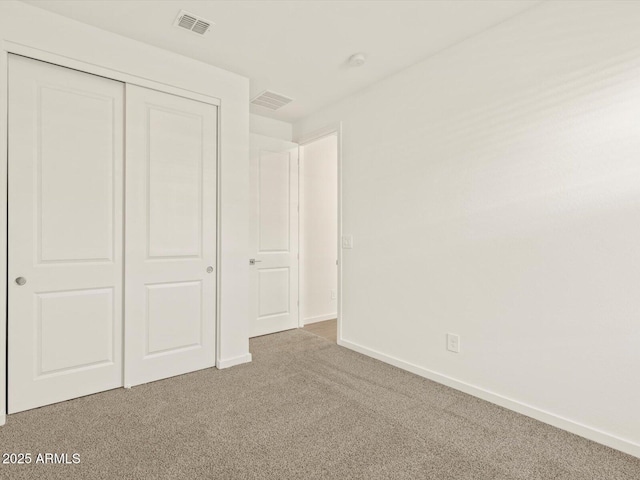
[174,10,213,35]
[251,91,294,111]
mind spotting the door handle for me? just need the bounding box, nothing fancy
[249,259,262,265]
[15,277,26,286]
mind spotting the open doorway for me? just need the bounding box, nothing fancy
[299,132,340,343]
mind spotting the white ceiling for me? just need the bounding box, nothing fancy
[22,0,540,123]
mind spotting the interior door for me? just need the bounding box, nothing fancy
[8,54,125,413]
[249,134,299,337]
[125,84,217,387]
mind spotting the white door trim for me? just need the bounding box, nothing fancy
[296,123,343,342]
[0,42,224,424]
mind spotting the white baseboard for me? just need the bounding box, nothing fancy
[217,353,252,369]
[338,338,640,459]
[303,313,337,325]
[0,413,5,426]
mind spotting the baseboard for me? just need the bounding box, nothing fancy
[217,352,252,369]
[303,313,337,325]
[0,413,5,426]
[337,338,640,459]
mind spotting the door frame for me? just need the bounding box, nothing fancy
[0,41,223,424]
[296,123,343,343]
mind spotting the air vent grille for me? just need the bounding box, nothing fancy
[192,20,210,35]
[174,10,213,35]
[178,14,197,30]
[251,91,294,110]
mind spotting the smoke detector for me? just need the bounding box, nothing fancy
[251,91,294,111]
[348,53,367,67]
[174,10,214,35]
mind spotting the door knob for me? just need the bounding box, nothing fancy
[15,277,26,286]
[249,259,262,265]
[206,266,214,274]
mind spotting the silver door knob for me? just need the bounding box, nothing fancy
[206,266,214,274]
[15,277,26,286]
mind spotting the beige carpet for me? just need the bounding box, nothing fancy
[0,329,638,479]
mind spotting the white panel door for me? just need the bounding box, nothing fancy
[125,85,217,387]
[8,55,124,413]
[249,134,299,337]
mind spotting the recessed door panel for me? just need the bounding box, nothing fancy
[8,54,124,414]
[148,107,203,259]
[38,288,114,375]
[259,150,291,252]
[125,84,217,387]
[38,86,115,263]
[258,268,290,317]
[146,282,203,356]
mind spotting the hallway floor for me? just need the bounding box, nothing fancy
[302,318,337,343]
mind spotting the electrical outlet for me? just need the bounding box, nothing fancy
[446,333,460,353]
[342,235,353,249]
[330,290,337,300]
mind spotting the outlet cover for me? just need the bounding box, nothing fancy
[342,235,353,249]
[447,333,460,353]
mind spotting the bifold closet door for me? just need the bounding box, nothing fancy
[8,55,125,413]
[124,85,217,387]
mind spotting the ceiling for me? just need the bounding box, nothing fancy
[22,0,540,123]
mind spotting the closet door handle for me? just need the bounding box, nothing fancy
[15,277,27,286]
[206,266,214,274]
[249,259,262,265]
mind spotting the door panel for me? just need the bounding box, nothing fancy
[125,85,217,387]
[259,150,292,252]
[38,85,116,262]
[249,134,299,337]
[37,288,114,375]
[8,54,124,413]
[258,268,290,317]
[147,107,203,258]
[146,281,203,356]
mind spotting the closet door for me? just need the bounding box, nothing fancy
[124,85,217,387]
[8,55,124,413]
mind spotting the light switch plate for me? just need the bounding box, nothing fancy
[342,235,353,249]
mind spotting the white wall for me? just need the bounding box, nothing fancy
[0,0,251,424]
[294,0,640,457]
[300,135,338,324]
[250,113,293,141]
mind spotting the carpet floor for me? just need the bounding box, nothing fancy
[0,329,638,479]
